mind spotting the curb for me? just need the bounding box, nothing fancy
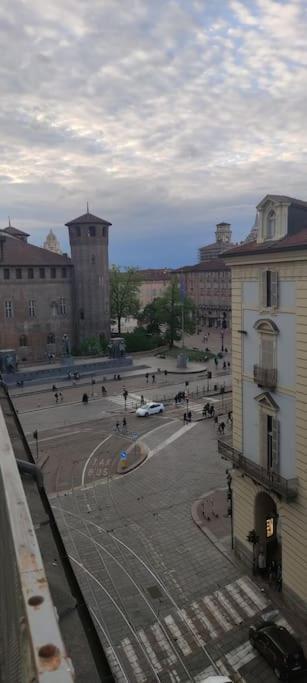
[117,440,148,475]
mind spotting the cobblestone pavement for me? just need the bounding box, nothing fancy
[49,417,303,682]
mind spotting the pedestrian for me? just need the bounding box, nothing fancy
[227,411,232,423]
[101,385,107,395]
[214,415,218,426]
[122,417,127,431]
[140,395,145,405]
[54,392,59,403]
[91,377,95,386]
[164,369,168,377]
[183,412,187,424]
[188,410,192,422]
[227,361,230,368]
[59,392,63,402]
[115,420,120,431]
[152,374,155,383]
[223,361,226,369]
[52,384,57,392]
[202,406,206,417]
[145,373,149,384]
[113,374,117,380]
[257,548,266,577]
[220,421,225,434]
[268,560,277,586]
[117,374,121,380]
[82,393,88,404]
[276,562,282,592]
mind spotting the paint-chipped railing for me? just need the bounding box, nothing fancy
[0,406,74,683]
[218,437,298,502]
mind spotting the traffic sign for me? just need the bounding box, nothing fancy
[131,432,139,440]
[120,451,127,460]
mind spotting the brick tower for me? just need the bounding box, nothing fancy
[66,208,111,348]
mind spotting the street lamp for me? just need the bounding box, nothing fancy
[220,330,224,352]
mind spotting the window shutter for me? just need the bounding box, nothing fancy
[271,271,278,308]
[259,270,267,308]
[272,417,280,472]
[261,337,274,369]
[259,410,267,468]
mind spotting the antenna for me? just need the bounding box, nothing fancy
[8,216,11,227]
[86,201,89,214]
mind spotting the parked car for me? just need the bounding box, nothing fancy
[136,402,165,417]
[249,622,306,680]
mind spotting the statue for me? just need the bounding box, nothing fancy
[108,337,126,359]
[62,334,71,356]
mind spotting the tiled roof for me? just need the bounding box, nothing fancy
[0,233,72,266]
[175,258,230,273]
[3,225,30,237]
[65,212,111,226]
[137,268,172,281]
[224,227,307,258]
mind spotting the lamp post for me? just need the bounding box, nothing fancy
[220,330,224,352]
[33,430,39,462]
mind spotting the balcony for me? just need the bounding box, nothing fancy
[218,438,298,501]
[253,365,277,389]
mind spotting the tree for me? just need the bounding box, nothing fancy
[137,300,162,334]
[141,277,195,348]
[110,265,140,335]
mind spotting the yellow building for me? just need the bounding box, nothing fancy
[219,194,307,616]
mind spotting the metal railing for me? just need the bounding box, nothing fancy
[253,365,277,389]
[218,438,298,501]
[0,406,74,683]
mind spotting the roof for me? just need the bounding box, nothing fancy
[65,211,112,227]
[3,225,30,237]
[137,268,172,281]
[175,258,230,273]
[223,227,307,259]
[0,232,72,266]
[257,194,307,209]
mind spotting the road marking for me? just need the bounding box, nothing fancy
[28,427,92,444]
[150,624,177,666]
[191,601,218,639]
[138,630,162,672]
[178,608,205,647]
[81,434,112,486]
[225,640,255,670]
[225,583,256,617]
[164,615,192,656]
[121,638,146,682]
[237,577,268,611]
[202,596,232,631]
[147,422,197,460]
[214,589,243,625]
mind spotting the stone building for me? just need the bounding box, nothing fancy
[199,222,233,262]
[137,269,171,309]
[43,229,62,254]
[0,209,111,361]
[175,258,231,329]
[218,193,307,615]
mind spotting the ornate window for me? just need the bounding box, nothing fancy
[255,392,280,472]
[266,210,276,239]
[28,267,34,279]
[259,270,278,309]
[4,268,10,280]
[5,300,13,318]
[28,300,36,318]
[59,297,66,315]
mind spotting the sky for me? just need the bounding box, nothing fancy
[1,0,307,267]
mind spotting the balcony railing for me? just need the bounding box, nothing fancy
[218,438,298,501]
[253,365,277,389]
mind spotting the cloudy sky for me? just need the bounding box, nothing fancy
[1,0,307,266]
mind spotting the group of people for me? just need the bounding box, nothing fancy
[145,373,156,384]
[174,391,186,404]
[183,411,192,423]
[54,391,63,403]
[257,549,282,591]
[202,402,215,418]
[113,374,121,380]
[115,417,127,432]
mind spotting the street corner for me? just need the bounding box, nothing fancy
[116,439,148,475]
[191,487,230,539]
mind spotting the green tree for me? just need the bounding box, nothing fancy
[142,277,195,348]
[137,300,162,334]
[110,265,140,335]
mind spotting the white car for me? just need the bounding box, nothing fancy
[136,402,165,417]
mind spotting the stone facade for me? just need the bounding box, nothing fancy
[220,193,307,617]
[137,269,171,309]
[0,210,111,361]
[199,222,233,262]
[175,258,231,329]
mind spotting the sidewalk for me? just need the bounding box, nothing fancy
[192,488,307,652]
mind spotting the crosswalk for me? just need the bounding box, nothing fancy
[106,393,231,419]
[104,575,275,682]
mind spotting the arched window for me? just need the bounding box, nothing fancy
[19,335,27,347]
[47,333,55,344]
[266,210,276,239]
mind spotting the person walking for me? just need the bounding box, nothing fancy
[219,421,225,434]
[115,420,120,431]
[152,374,155,384]
[257,548,266,577]
[101,385,107,395]
[183,412,187,424]
[188,410,192,422]
[140,395,145,405]
[122,417,127,431]
[54,392,59,403]
[59,392,63,402]
[82,393,88,404]
[145,373,149,384]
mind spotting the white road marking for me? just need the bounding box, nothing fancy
[225,582,256,617]
[138,630,162,672]
[150,624,177,666]
[214,589,243,625]
[164,615,192,656]
[81,434,112,486]
[121,638,146,682]
[178,608,205,647]
[147,422,197,460]
[190,601,218,640]
[202,596,232,631]
[225,640,255,670]
[28,427,92,444]
[237,577,268,611]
